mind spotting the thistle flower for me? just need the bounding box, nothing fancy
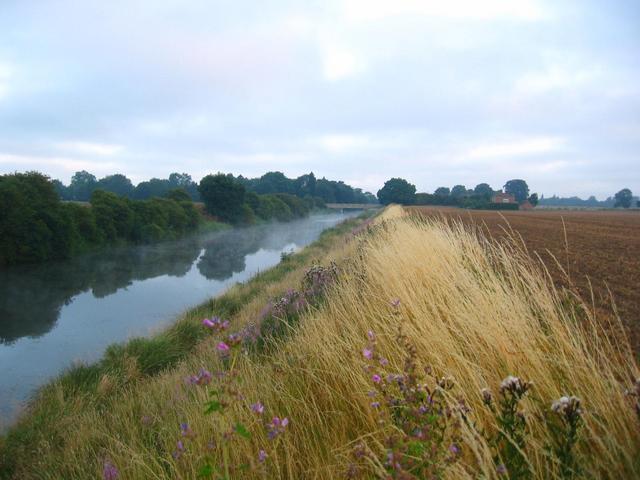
[103,460,119,480]
[551,396,582,422]
[481,388,493,405]
[251,401,265,415]
[216,341,230,353]
[372,374,382,383]
[362,348,373,360]
[499,375,532,397]
[202,316,230,332]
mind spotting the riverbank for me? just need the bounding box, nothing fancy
[0,211,375,478]
[2,206,639,479]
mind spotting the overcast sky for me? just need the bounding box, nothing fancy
[0,0,638,198]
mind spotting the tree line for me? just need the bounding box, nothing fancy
[376,178,636,209]
[1,169,374,267]
[376,178,539,209]
[0,172,202,266]
[53,170,377,205]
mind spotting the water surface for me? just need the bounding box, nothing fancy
[0,213,353,428]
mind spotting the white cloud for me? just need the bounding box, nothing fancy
[322,45,364,81]
[0,62,13,101]
[342,0,545,22]
[468,137,564,159]
[515,66,599,94]
[318,134,371,152]
[0,152,120,174]
[56,142,124,156]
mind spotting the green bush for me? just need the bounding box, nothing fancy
[0,172,204,266]
[485,202,520,210]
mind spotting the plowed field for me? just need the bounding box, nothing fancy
[408,206,640,352]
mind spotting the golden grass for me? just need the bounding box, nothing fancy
[5,205,639,479]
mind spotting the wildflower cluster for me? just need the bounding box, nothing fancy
[197,373,290,478]
[202,316,230,332]
[102,459,119,480]
[481,376,533,478]
[350,327,463,479]
[187,368,213,386]
[548,396,583,478]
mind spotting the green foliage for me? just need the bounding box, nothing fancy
[377,178,417,205]
[0,172,71,265]
[614,188,633,208]
[434,186,450,197]
[238,170,377,204]
[451,184,468,198]
[0,172,202,266]
[96,174,134,198]
[486,202,520,210]
[504,179,530,203]
[198,173,247,224]
[528,193,539,206]
[474,183,494,198]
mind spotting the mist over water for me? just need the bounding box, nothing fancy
[0,212,355,428]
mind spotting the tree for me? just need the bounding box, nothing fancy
[377,178,416,205]
[528,193,539,206]
[474,183,493,198]
[198,173,246,223]
[451,185,467,198]
[434,187,450,197]
[96,174,134,198]
[614,188,633,208]
[504,179,529,203]
[69,170,97,201]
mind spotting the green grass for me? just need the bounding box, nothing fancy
[0,211,373,479]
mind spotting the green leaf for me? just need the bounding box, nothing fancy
[204,400,222,414]
[198,463,215,478]
[234,422,251,439]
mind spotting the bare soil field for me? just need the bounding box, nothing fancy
[408,206,640,353]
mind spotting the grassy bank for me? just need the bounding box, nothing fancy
[0,212,372,478]
[2,206,639,479]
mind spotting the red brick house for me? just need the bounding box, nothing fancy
[491,192,516,204]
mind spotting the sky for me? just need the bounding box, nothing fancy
[0,0,638,198]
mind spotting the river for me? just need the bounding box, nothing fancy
[0,212,354,429]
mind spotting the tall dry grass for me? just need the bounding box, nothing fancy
[5,205,639,479]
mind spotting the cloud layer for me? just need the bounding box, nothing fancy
[0,0,638,197]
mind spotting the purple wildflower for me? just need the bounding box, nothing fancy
[251,401,265,415]
[367,330,375,341]
[103,460,119,480]
[203,316,230,332]
[258,449,268,463]
[267,416,289,439]
[372,374,382,383]
[216,341,230,353]
[371,401,380,408]
[180,423,194,438]
[202,318,215,328]
[390,298,401,308]
[362,348,373,360]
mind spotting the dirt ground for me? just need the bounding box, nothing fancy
[407,206,640,353]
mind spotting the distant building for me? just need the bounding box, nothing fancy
[491,192,516,204]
